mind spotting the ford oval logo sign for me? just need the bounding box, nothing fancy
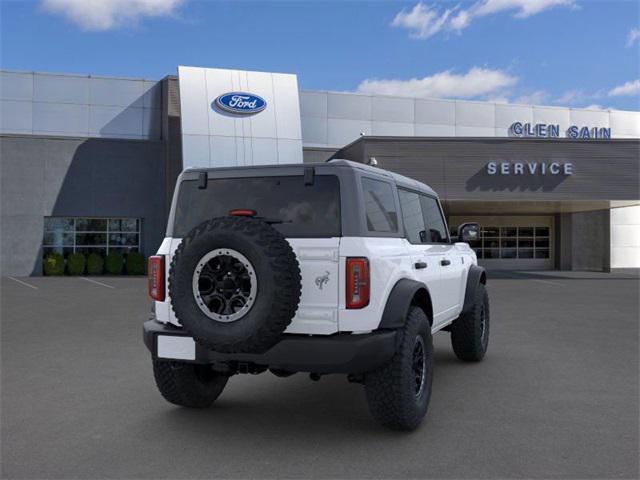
[214,92,266,115]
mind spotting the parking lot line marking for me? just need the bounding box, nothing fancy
[531,279,565,287]
[80,277,115,289]
[7,276,38,290]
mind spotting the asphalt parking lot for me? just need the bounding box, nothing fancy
[1,271,638,479]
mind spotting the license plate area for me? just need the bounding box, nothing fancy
[157,335,196,360]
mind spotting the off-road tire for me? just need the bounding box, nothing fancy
[364,306,433,431]
[169,217,301,354]
[451,283,489,361]
[152,359,228,408]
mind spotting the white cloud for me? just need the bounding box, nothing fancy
[356,67,518,99]
[608,79,640,97]
[627,28,640,47]
[583,104,605,110]
[515,90,548,105]
[40,0,184,31]
[391,3,457,39]
[393,0,576,39]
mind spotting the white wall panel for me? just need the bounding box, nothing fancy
[414,123,455,136]
[0,100,32,133]
[33,102,89,136]
[495,104,533,128]
[251,138,279,165]
[372,96,414,123]
[532,107,571,133]
[299,91,327,118]
[610,205,640,268]
[327,118,371,146]
[610,110,640,137]
[301,116,328,145]
[456,102,495,127]
[327,93,371,120]
[90,105,143,137]
[179,67,209,136]
[371,121,414,136]
[455,125,495,137]
[182,135,210,168]
[273,73,302,140]
[570,108,609,128]
[209,135,238,167]
[179,66,302,167]
[245,71,278,139]
[34,74,89,105]
[414,99,455,125]
[90,77,144,107]
[1,72,33,101]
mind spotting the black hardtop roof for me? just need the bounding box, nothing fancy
[182,159,437,197]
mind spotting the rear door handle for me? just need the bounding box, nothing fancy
[414,262,427,269]
[440,259,451,266]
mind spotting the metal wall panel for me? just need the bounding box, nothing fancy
[0,100,32,133]
[178,66,303,167]
[301,116,328,145]
[90,77,145,107]
[495,104,534,128]
[1,71,33,101]
[327,92,371,120]
[415,98,455,125]
[327,118,371,146]
[33,102,89,136]
[1,70,161,140]
[34,73,89,104]
[338,137,640,202]
[371,121,414,136]
[372,96,414,123]
[299,91,327,118]
[455,101,495,127]
[610,110,640,137]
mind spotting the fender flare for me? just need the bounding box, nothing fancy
[461,265,487,315]
[378,278,433,330]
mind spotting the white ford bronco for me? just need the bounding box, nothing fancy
[144,159,489,430]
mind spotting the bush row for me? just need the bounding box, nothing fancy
[44,252,146,276]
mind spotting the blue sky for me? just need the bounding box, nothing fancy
[1,0,639,110]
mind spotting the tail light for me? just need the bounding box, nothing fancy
[346,257,370,309]
[148,255,165,301]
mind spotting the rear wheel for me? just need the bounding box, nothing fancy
[364,306,433,431]
[450,283,489,361]
[152,359,228,408]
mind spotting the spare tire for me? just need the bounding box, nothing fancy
[169,216,301,353]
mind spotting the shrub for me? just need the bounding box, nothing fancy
[105,252,124,275]
[86,253,104,275]
[126,251,145,275]
[67,252,86,275]
[43,253,65,276]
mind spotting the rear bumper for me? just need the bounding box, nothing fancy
[143,319,397,374]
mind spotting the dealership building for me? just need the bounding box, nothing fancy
[1,66,639,276]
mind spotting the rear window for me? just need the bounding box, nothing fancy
[173,175,341,238]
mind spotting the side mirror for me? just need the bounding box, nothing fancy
[457,223,480,243]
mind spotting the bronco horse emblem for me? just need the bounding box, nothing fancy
[315,271,330,290]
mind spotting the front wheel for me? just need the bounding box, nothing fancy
[152,359,228,408]
[450,283,490,361]
[364,306,433,431]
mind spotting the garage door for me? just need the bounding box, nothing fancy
[449,216,554,270]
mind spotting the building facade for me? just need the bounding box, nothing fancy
[1,67,638,275]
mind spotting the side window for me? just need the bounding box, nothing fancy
[420,196,449,243]
[398,189,427,244]
[361,177,398,233]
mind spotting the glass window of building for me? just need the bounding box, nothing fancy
[43,217,141,258]
[472,226,550,259]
